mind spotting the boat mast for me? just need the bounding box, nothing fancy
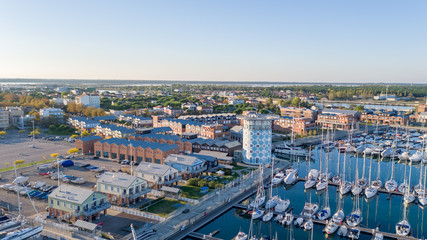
[14,164,22,220]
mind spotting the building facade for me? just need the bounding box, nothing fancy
[238,114,279,165]
[48,185,110,222]
[76,94,101,108]
[94,138,179,163]
[0,109,9,129]
[316,109,360,130]
[134,162,180,189]
[96,172,150,206]
[273,117,317,135]
[164,154,207,179]
[74,136,103,154]
[279,107,318,120]
[40,108,64,118]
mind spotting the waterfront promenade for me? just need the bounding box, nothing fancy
[131,159,291,240]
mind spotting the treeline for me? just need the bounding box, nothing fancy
[66,102,106,117]
[101,94,201,110]
[0,92,53,109]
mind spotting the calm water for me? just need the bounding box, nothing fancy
[194,149,427,240]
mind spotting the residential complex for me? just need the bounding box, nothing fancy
[134,162,181,189]
[76,94,101,108]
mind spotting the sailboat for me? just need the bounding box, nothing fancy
[249,166,265,209]
[305,148,317,189]
[346,192,362,227]
[418,163,427,206]
[1,225,43,240]
[301,191,319,218]
[352,154,363,196]
[365,154,377,199]
[356,153,367,188]
[303,219,313,231]
[317,131,329,192]
[395,204,411,236]
[339,150,351,195]
[265,161,279,209]
[332,147,341,184]
[384,155,398,192]
[403,162,415,204]
[317,148,331,220]
[398,161,408,193]
[233,231,248,240]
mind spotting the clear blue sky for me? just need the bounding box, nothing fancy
[0,0,426,83]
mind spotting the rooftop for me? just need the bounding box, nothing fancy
[134,162,178,176]
[97,171,144,188]
[49,184,95,205]
[98,138,179,151]
[164,154,205,166]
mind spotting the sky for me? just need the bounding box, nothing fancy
[0,1,426,83]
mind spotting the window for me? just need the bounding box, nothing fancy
[146,158,152,163]
[103,151,109,158]
[155,159,161,164]
[57,201,59,206]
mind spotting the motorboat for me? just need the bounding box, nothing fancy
[365,186,377,199]
[332,209,345,224]
[283,213,293,226]
[265,195,280,209]
[395,220,411,236]
[249,209,264,219]
[274,144,309,157]
[284,169,298,185]
[339,181,352,195]
[294,217,303,227]
[271,172,285,185]
[304,178,316,189]
[323,220,339,235]
[346,210,362,227]
[300,202,319,218]
[348,228,360,239]
[274,198,290,213]
[385,179,398,192]
[262,211,273,222]
[303,219,313,231]
[317,207,331,220]
[337,225,348,237]
[12,176,29,184]
[233,231,248,240]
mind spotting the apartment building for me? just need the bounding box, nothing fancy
[134,162,180,189]
[279,107,318,120]
[316,109,360,130]
[164,154,207,179]
[273,116,317,135]
[76,94,101,108]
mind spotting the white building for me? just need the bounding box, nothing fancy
[229,98,245,105]
[39,108,64,118]
[134,162,180,188]
[76,94,101,108]
[238,114,279,165]
[0,109,9,129]
[96,172,150,205]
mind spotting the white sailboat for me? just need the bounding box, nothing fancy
[395,203,411,236]
[303,219,313,231]
[249,166,265,209]
[346,191,363,227]
[365,154,377,199]
[352,154,363,196]
[317,148,331,220]
[305,148,317,189]
[403,162,415,204]
[265,160,279,209]
[385,155,398,192]
[418,163,427,206]
[339,150,351,195]
[233,231,248,240]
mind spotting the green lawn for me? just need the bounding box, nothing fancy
[232,165,247,170]
[146,199,187,217]
[180,185,208,199]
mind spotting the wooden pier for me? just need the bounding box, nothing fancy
[234,202,419,240]
[187,231,223,240]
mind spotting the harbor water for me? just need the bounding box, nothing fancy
[192,149,427,240]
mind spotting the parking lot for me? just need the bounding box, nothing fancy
[0,132,72,167]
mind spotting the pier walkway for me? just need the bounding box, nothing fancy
[234,203,419,240]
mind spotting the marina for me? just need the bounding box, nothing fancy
[183,127,427,240]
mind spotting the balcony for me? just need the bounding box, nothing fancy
[126,189,152,200]
[161,176,182,185]
[77,202,111,217]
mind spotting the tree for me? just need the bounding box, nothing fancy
[67,148,79,155]
[355,105,365,112]
[291,97,301,107]
[0,131,6,135]
[50,153,59,158]
[81,131,90,137]
[70,134,79,138]
[30,128,41,136]
[14,160,25,166]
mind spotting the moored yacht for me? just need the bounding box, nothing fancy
[274,198,290,213]
[300,202,319,218]
[274,144,308,157]
[284,169,298,185]
[385,179,398,192]
[323,220,339,235]
[395,220,411,236]
[271,172,285,185]
[233,231,248,240]
[346,210,362,227]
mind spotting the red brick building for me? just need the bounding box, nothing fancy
[74,136,103,154]
[273,117,317,135]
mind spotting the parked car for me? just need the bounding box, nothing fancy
[92,156,99,159]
